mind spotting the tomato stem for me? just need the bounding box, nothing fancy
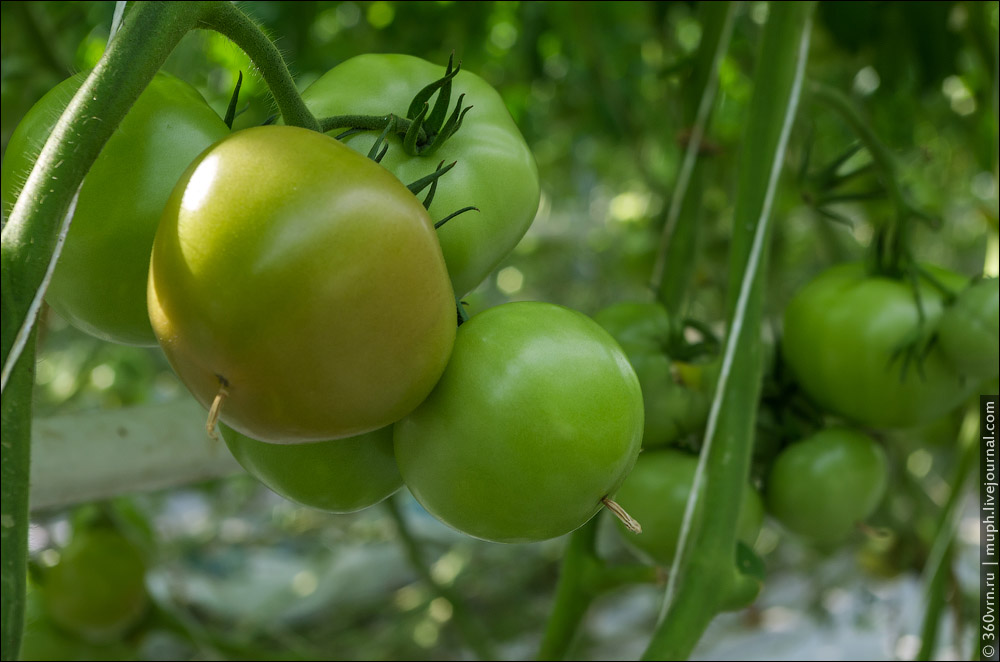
[643,4,815,659]
[316,60,472,156]
[199,3,320,132]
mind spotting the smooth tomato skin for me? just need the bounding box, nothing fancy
[394,302,644,544]
[0,72,229,345]
[937,278,999,380]
[40,527,148,644]
[766,427,887,544]
[149,126,456,443]
[301,54,541,297]
[782,263,972,428]
[611,449,763,565]
[221,423,402,513]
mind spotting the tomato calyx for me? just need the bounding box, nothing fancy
[319,53,472,158]
[401,156,480,228]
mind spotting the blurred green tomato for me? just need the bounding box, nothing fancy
[611,449,763,565]
[766,427,888,544]
[221,423,402,513]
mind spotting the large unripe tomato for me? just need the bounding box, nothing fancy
[39,527,149,644]
[221,423,402,513]
[782,263,973,428]
[300,54,541,296]
[1,72,229,345]
[149,125,457,443]
[766,427,888,544]
[393,302,644,543]
[611,449,763,565]
[936,277,999,380]
[594,302,710,447]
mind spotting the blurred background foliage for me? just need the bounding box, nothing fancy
[2,1,997,659]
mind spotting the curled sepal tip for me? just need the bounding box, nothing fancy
[434,206,479,230]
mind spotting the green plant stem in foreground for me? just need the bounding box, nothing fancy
[537,517,660,661]
[0,334,34,662]
[642,3,816,659]
[537,520,602,661]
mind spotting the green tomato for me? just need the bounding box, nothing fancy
[594,302,709,447]
[39,527,148,644]
[300,54,541,296]
[149,125,456,443]
[611,449,763,565]
[221,423,401,513]
[627,352,710,447]
[782,263,973,428]
[22,585,135,661]
[394,302,643,543]
[593,301,671,355]
[766,427,888,544]
[936,277,999,380]
[1,71,229,345]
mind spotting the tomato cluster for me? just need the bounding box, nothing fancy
[9,44,993,595]
[6,56,655,545]
[762,262,996,546]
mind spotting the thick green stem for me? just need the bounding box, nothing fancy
[0,4,213,658]
[537,519,601,661]
[643,4,815,659]
[0,334,34,662]
[383,496,496,661]
[2,0,210,376]
[538,516,661,661]
[199,3,319,132]
[651,1,737,319]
